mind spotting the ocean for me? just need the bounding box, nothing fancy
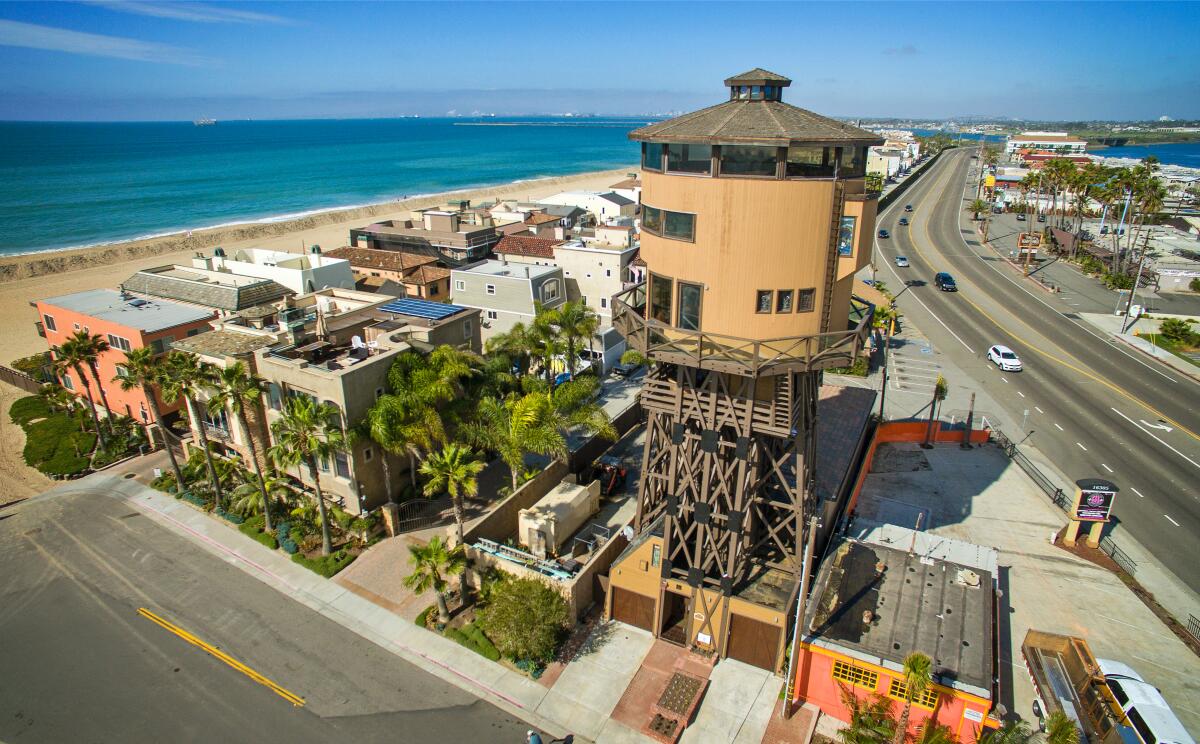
[1088,141,1200,169]
[0,118,645,256]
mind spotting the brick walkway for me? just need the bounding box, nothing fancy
[610,641,715,741]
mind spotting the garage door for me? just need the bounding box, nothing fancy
[726,614,780,671]
[611,587,656,632]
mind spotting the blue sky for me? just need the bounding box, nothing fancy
[1,1,1197,121]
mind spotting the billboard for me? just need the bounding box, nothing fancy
[1073,478,1118,522]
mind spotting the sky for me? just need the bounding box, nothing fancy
[1,1,1198,122]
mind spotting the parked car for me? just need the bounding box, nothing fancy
[611,362,641,379]
[899,217,909,226]
[894,256,910,268]
[934,272,958,291]
[1037,214,1046,223]
[987,344,1023,372]
[1017,213,1027,221]
[1096,659,1196,744]
[904,204,913,212]
[878,229,890,239]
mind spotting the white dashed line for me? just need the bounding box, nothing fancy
[1001,376,1008,383]
[1131,487,1145,498]
[1077,442,1088,451]
[1164,515,1180,527]
[1034,406,1044,413]
[1054,423,1064,431]
[1017,391,1025,398]
[1102,464,1113,473]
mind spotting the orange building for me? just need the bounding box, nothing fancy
[791,527,1001,742]
[35,289,215,424]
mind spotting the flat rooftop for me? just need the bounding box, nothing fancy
[38,289,213,333]
[455,260,560,279]
[804,534,995,696]
[171,328,275,358]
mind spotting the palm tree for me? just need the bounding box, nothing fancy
[228,472,293,518]
[544,376,617,455]
[892,651,933,744]
[210,362,274,531]
[543,300,600,377]
[403,536,467,625]
[53,334,108,448]
[160,352,224,509]
[67,330,115,437]
[978,720,1031,744]
[1044,711,1079,744]
[836,684,896,744]
[464,393,569,493]
[967,198,989,221]
[486,321,537,376]
[267,395,348,556]
[362,392,433,502]
[916,723,957,744]
[419,443,485,545]
[117,347,186,494]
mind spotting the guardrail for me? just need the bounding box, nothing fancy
[992,428,1136,576]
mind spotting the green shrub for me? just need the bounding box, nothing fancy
[291,549,356,578]
[827,356,869,377]
[11,353,51,381]
[415,605,435,628]
[274,520,299,554]
[478,577,570,664]
[1160,318,1199,346]
[1190,277,1200,293]
[236,515,278,549]
[21,412,96,477]
[180,491,209,509]
[9,395,51,426]
[440,623,502,661]
[215,506,244,525]
[513,658,545,679]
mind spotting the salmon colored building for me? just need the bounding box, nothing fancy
[791,528,1002,742]
[35,289,215,425]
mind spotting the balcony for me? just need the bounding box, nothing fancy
[612,283,870,378]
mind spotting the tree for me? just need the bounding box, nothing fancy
[892,651,933,744]
[923,375,948,447]
[543,300,600,378]
[419,443,485,545]
[967,199,989,221]
[978,720,1031,744]
[66,330,116,438]
[464,393,569,493]
[836,685,896,744]
[53,333,108,449]
[228,471,293,518]
[545,376,617,454]
[403,536,467,625]
[478,576,570,663]
[117,347,186,494]
[268,395,348,556]
[362,394,410,504]
[1044,711,1080,744]
[160,352,225,509]
[209,363,275,531]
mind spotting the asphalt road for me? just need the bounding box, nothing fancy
[872,147,1200,592]
[0,491,531,743]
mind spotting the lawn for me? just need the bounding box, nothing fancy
[1141,333,1200,369]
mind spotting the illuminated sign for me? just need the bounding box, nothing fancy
[1073,478,1118,522]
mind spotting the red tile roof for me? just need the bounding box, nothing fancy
[494,235,564,259]
[525,213,561,225]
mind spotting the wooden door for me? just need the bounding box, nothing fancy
[611,587,656,632]
[726,614,780,671]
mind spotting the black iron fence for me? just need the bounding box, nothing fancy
[1187,615,1200,643]
[392,495,452,534]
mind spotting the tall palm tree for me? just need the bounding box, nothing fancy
[419,443,485,545]
[160,352,224,509]
[891,651,933,744]
[52,334,108,448]
[267,395,348,556]
[117,347,186,494]
[362,392,433,502]
[967,199,989,221]
[209,362,274,531]
[543,300,600,377]
[403,536,467,625]
[544,376,617,456]
[66,330,115,437]
[485,321,537,376]
[836,685,896,744]
[464,393,568,493]
[1044,711,1080,744]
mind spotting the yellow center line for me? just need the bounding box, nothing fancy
[137,608,306,707]
[906,151,1200,443]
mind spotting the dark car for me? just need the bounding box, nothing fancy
[904,204,913,212]
[898,217,909,226]
[934,272,958,292]
[1016,213,1026,221]
[1037,214,1046,223]
[878,229,890,239]
[611,362,642,379]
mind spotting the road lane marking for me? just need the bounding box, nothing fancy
[1076,442,1088,451]
[1017,391,1025,398]
[137,608,306,707]
[1132,487,1145,498]
[1164,515,1180,527]
[1054,423,1064,431]
[1141,419,1174,432]
[1102,463,1113,473]
[1110,407,1200,471]
[1035,406,1043,413]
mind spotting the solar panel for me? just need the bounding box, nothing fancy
[378,298,465,321]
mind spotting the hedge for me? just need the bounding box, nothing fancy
[459,623,501,661]
[291,549,356,578]
[21,412,96,477]
[9,396,51,426]
[275,520,299,554]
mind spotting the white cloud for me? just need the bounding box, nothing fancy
[0,19,213,65]
[88,1,293,25]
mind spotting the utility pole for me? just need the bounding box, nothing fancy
[781,516,818,719]
[962,392,975,449]
[1120,229,1152,333]
[878,315,894,420]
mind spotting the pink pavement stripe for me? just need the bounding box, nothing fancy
[134,494,529,711]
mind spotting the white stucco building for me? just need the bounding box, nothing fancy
[195,247,356,295]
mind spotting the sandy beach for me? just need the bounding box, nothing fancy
[0,165,634,502]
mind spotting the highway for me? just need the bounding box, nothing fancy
[872,147,1200,592]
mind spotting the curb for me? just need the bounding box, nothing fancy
[1112,334,1200,383]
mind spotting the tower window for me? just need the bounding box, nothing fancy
[839,146,867,177]
[776,290,794,313]
[797,288,816,313]
[643,142,664,172]
[786,146,835,178]
[720,145,778,177]
[666,143,712,175]
[650,274,673,324]
[756,290,773,314]
[677,282,702,331]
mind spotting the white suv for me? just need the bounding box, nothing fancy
[987,345,1023,372]
[1097,659,1195,744]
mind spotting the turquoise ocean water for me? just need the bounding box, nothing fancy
[0,118,645,256]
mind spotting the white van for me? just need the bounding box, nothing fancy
[1097,659,1195,744]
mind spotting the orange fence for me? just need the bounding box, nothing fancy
[847,421,991,513]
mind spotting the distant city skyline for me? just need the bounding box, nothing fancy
[1,1,1198,122]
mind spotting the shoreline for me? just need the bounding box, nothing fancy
[0,166,635,282]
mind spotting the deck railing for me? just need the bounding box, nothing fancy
[611,282,870,377]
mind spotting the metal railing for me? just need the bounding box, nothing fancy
[1100,536,1138,576]
[392,495,452,533]
[611,282,870,377]
[1186,615,1200,643]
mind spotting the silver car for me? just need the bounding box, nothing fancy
[987,344,1022,372]
[894,256,910,268]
